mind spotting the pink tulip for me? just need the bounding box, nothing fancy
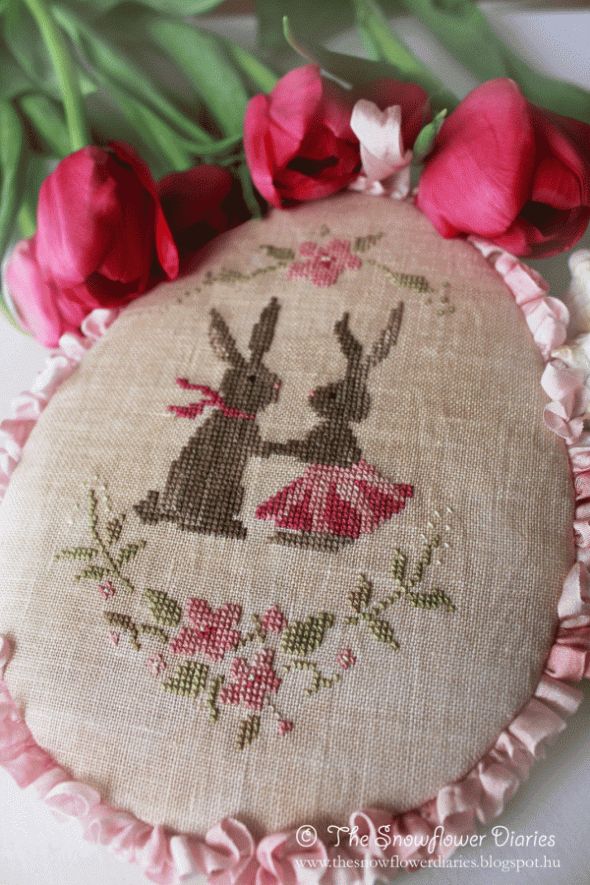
[417,78,590,258]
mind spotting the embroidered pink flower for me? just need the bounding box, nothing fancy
[336,647,357,670]
[99,580,116,599]
[219,649,282,712]
[277,719,294,736]
[108,631,120,647]
[261,605,287,634]
[147,653,167,677]
[288,239,361,287]
[170,599,242,662]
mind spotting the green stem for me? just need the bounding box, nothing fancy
[352,0,458,111]
[23,0,89,150]
[88,490,135,593]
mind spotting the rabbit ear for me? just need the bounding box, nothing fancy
[365,302,404,369]
[209,308,245,367]
[249,297,280,363]
[334,312,363,366]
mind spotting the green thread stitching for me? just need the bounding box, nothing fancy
[347,509,457,652]
[353,232,384,252]
[55,546,98,561]
[282,659,342,696]
[104,611,141,651]
[143,588,182,627]
[238,613,267,647]
[163,661,209,698]
[138,624,169,643]
[280,613,335,656]
[365,258,432,293]
[237,714,260,750]
[60,483,458,751]
[56,488,145,593]
[207,675,224,722]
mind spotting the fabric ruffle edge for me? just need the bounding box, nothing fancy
[0,243,589,884]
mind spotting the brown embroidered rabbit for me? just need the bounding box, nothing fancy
[135,298,281,538]
[255,303,413,549]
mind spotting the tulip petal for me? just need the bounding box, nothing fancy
[417,78,535,239]
[36,147,119,285]
[360,78,431,147]
[109,142,179,281]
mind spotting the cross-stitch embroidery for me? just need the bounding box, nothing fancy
[256,304,414,549]
[134,298,282,538]
[57,490,457,751]
[191,229,441,299]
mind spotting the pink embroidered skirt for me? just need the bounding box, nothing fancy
[255,459,413,539]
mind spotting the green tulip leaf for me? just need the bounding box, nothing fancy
[0,51,35,99]
[283,16,404,87]
[19,94,72,158]
[144,16,249,137]
[412,108,447,163]
[54,7,214,148]
[351,0,457,110]
[0,101,27,261]
[400,0,590,124]
[2,0,96,99]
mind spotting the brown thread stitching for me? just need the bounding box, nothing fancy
[134,299,282,538]
[256,305,413,548]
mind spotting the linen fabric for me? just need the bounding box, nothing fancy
[0,194,573,835]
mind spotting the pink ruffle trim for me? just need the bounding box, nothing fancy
[0,243,588,884]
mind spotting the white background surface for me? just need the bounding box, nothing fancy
[1,8,590,884]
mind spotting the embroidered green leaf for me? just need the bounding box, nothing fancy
[353,233,383,253]
[76,565,109,582]
[391,549,407,584]
[406,589,455,613]
[163,661,208,698]
[207,675,224,723]
[106,516,124,544]
[367,617,399,651]
[117,540,146,566]
[259,245,295,261]
[412,109,447,164]
[280,612,335,657]
[139,624,169,643]
[143,589,182,627]
[104,611,140,650]
[349,574,373,612]
[237,714,260,750]
[55,547,98,562]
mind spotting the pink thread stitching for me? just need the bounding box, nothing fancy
[287,239,362,287]
[219,649,282,712]
[170,599,242,662]
[168,378,256,421]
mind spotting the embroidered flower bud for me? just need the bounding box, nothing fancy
[336,648,357,670]
[277,719,294,736]
[261,605,288,634]
[147,653,167,677]
[99,580,116,600]
[108,631,120,647]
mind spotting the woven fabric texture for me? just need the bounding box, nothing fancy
[0,194,573,835]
